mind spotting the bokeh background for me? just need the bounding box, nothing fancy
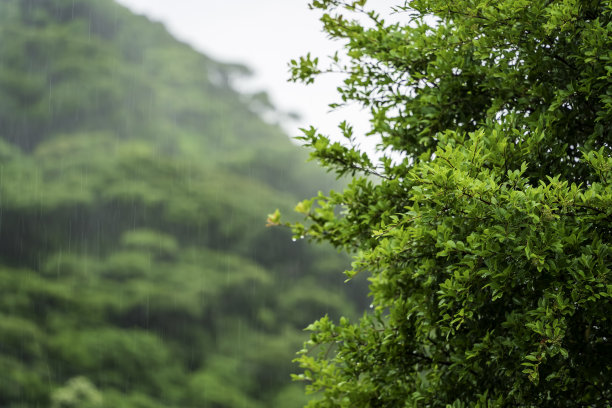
[0,0,383,406]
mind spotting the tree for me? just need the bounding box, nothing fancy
[285,0,612,406]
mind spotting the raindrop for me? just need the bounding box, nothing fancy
[369,303,374,309]
[292,237,297,242]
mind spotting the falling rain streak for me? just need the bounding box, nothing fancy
[0,1,365,407]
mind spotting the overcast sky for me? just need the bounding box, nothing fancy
[113,0,399,148]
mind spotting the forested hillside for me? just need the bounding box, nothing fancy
[0,0,361,406]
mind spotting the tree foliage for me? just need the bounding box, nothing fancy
[288,0,612,405]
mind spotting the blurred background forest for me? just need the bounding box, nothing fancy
[0,0,365,406]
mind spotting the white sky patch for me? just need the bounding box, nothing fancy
[113,0,402,156]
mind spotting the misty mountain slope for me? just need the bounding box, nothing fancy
[0,1,362,407]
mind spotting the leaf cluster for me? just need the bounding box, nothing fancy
[288,0,612,406]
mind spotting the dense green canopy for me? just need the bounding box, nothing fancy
[288,0,611,406]
[0,1,363,407]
